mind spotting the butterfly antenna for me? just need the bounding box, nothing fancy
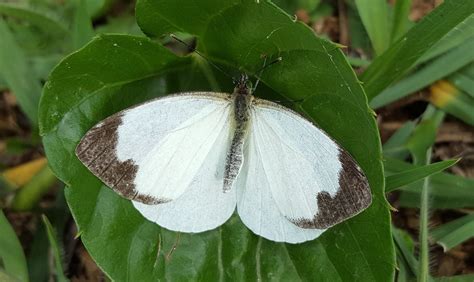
[169,34,233,79]
[252,56,282,93]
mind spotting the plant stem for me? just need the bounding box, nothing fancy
[419,148,432,282]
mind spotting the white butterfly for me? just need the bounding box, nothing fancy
[76,74,371,244]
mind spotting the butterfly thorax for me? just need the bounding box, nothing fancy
[223,83,253,192]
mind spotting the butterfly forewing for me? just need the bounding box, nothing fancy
[76,92,234,206]
[132,116,236,232]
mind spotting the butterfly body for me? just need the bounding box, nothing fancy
[224,77,254,192]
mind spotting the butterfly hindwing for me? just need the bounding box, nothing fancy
[234,99,371,240]
[236,124,323,243]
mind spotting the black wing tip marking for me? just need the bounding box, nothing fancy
[291,149,372,230]
[75,114,166,205]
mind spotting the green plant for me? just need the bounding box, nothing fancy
[0,0,471,281]
[40,0,394,280]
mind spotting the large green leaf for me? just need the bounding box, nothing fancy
[40,0,394,280]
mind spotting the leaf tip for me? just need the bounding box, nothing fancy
[334,43,347,49]
[389,204,398,212]
[74,230,83,239]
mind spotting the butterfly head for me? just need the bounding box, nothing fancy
[234,73,252,95]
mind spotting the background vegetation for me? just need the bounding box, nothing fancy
[0,0,473,281]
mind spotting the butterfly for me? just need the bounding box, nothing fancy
[75,74,371,244]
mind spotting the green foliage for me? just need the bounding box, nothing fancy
[371,38,474,110]
[382,121,415,159]
[39,0,395,280]
[354,0,390,55]
[17,0,472,280]
[272,0,321,15]
[450,65,474,98]
[41,216,68,282]
[0,210,29,282]
[361,0,474,100]
[385,158,474,210]
[390,0,412,43]
[0,0,96,126]
[0,18,42,125]
[419,14,474,64]
[435,275,474,282]
[385,159,458,193]
[431,213,474,251]
[11,166,57,211]
[392,227,418,281]
[72,0,95,49]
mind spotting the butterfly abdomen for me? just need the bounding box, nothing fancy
[223,92,252,192]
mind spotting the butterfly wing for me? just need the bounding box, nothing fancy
[76,92,234,206]
[132,118,236,232]
[236,127,323,243]
[236,100,371,243]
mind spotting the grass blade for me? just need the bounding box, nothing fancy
[384,158,474,209]
[382,120,416,159]
[0,210,29,282]
[406,107,444,163]
[449,71,474,98]
[0,18,42,125]
[390,0,412,43]
[434,274,474,282]
[11,165,57,211]
[1,158,47,188]
[418,14,474,64]
[361,0,474,100]
[385,159,458,193]
[73,0,94,49]
[346,2,372,52]
[27,189,70,281]
[431,213,474,251]
[371,37,474,108]
[0,3,68,37]
[346,56,371,67]
[354,0,390,55]
[41,215,68,282]
[393,227,418,280]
